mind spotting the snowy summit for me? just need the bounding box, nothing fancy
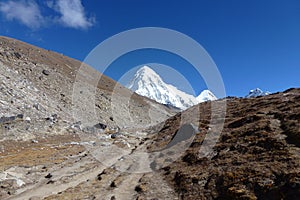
[127,66,217,110]
[197,90,217,102]
[246,88,271,98]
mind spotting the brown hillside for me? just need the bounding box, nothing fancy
[145,88,300,200]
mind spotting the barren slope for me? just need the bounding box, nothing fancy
[146,88,300,200]
[0,36,174,136]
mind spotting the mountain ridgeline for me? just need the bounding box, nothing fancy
[127,66,217,110]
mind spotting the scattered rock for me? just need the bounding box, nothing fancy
[46,114,58,123]
[33,103,40,110]
[31,139,38,143]
[94,123,107,130]
[110,133,120,139]
[46,180,55,184]
[14,52,21,59]
[135,184,146,193]
[110,196,116,200]
[16,114,24,119]
[110,181,116,188]
[42,69,50,76]
[70,121,81,130]
[45,173,52,179]
[0,114,23,124]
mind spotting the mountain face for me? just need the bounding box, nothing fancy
[246,88,271,98]
[127,66,216,110]
[196,89,217,102]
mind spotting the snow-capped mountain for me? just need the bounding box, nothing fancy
[197,90,217,102]
[246,88,271,98]
[127,66,217,110]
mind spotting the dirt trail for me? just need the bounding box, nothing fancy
[4,129,177,200]
[7,156,105,200]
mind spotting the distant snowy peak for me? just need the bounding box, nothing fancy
[127,66,217,110]
[197,90,217,102]
[246,88,271,98]
[127,66,198,110]
[127,66,164,91]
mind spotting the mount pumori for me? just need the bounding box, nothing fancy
[127,66,217,110]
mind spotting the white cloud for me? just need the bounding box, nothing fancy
[0,0,44,28]
[0,0,95,30]
[50,0,95,29]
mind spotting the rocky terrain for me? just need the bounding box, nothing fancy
[0,36,299,200]
[147,88,300,200]
[0,36,175,199]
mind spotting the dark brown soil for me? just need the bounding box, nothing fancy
[147,88,300,200]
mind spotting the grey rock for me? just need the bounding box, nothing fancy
[33,103,40,110]
[110,133,119,139]
[14,52,21,59]
[42,69,50,76]
[94,123,107,130]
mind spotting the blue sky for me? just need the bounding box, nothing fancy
[0,0,299,97]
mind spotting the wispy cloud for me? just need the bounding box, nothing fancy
[0,0,44,29]
[48,0,95,29]
[0,0,95,30]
